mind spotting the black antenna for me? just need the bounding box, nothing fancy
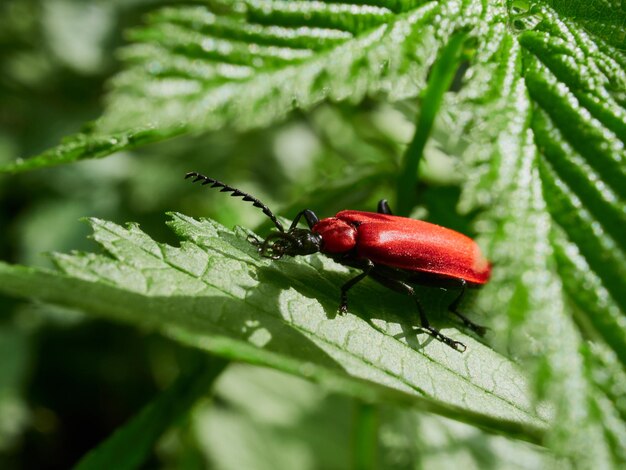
[185,172,285,232]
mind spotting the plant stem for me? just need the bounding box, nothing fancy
[396,31,469,215]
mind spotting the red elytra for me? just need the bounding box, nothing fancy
[312,211,491,285]
[186,172,491,352]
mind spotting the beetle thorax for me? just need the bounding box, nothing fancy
[312,218,358,254]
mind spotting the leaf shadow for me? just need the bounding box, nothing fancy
[249,254,489,355]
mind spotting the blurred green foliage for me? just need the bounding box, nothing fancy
[0,2,473,468]
[0,0,625,469]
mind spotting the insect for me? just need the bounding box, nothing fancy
[185,172,491,352]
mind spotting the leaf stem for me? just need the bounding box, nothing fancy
[73,356,228,470]
[396,31,469,215]
[352,403,379,470]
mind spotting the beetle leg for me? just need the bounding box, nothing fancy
[416,302,467,353]
[377,199,393,215]
[448,280,487,336]
[288,209,319,231]
[369,271,466,352]
[339,259,375,314]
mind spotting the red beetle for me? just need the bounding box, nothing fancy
[186,172,491,352]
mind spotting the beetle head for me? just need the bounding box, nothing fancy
[251,228,322,260]
[184,173,323,259]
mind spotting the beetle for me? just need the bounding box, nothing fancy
[185,172,491,352]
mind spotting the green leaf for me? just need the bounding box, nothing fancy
[195,365,355,470]
[197,364,556,469]
[532,1,626,49]
[450,2,626,466]
[2,0,490,173]
[0,214,548,443]
[397,30,469,215]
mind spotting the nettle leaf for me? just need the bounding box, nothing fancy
[2,0,483,172]
[2,2,623,173]
[534,0,626,49]
[450,3,626,466]
[0,215,549,442]
[2,0,626,464]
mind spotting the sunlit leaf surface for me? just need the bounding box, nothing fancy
[0,215,549,441]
